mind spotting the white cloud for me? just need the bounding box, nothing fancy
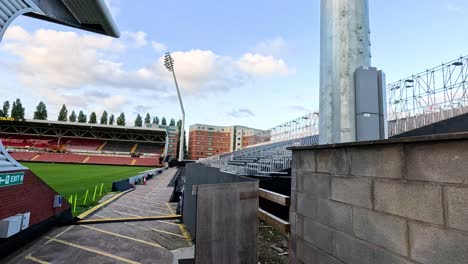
[151,41,167,53]
[0,26,294,118]
[237,53,292,77]
[228,108,255,118]
[122,31,148,47]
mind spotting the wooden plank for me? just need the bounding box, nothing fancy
[257,209,290,236]
[259,188,290,206]
[196,181,258,264]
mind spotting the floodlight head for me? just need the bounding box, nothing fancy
[164,52,174,72]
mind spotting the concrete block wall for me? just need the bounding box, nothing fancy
[290,137,468,264]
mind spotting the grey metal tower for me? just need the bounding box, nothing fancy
[319,0,372,144]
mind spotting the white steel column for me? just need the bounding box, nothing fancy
[319,0,371,144]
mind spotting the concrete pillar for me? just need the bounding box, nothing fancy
[319,0,371,144]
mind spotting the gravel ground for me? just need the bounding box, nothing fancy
[258,220,289,264]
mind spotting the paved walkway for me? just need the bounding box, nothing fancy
[6,168,191,264]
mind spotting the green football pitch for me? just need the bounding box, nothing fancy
[20,162,155,200]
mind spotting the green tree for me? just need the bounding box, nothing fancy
[78,111,87,123]
[169,118,176,126]
[100,111,108,124]
[2,101,10,117]
[33,101,48,120]
[177,119,182,128]
[153,116,159,124]
[116,112,125,126]
[109,114,115,125]
[161,117,167,125]
[11,99,25,119]
[89,112,97,124]
[69,110,77,122]
[144,113,151,124]
[58,104,68,121]
[134,114,143,127]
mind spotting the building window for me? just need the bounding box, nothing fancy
[207,142,212,146]
[207,137,213,140]
[208,127,214,130]
[207,147,213,151]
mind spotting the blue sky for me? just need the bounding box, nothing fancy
[0,0,467,130]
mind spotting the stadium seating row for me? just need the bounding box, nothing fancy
[8,151,160,166]
[0,135,164,154]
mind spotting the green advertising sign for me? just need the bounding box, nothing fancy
[0,172,24,187]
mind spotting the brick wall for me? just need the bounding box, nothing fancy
[290,137,468,264]
[0,170,70,226]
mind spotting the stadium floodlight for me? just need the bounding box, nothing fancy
[164,52,185,161]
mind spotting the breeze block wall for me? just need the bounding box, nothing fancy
[289,134,468,264]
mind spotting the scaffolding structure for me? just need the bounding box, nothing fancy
[269,112,319,142]
[387,55,468,136]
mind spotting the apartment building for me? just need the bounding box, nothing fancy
[188,124,269,160]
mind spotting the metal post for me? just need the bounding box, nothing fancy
[165,52,185,161]
[319,0,371,144]
[171,69,185,161]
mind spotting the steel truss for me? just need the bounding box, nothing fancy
[270,112,319,142]
[387,55,468,136]
[0,121,166,144]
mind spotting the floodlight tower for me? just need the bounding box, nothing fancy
[164,52,185,161]
[319,0,371,144]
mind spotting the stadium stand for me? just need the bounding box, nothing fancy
[135,143,164,154]
[86,155,133,165]
[34,153,86,163]
[0,119,166,166]
[65,138,104,151]
[102,141,136,152]
[8,152,41,161]
[133,157,160,166]
[200,135,319,176]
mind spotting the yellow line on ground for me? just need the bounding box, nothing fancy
[114,210,142,217]
[77,189,132,220]
[80,225,163,248]
[122,195,169,203]
[178,224,193,245]
[75,215,181,224]
[113,203,166,215]
[94,214,107,218]
[25,254,50,264]
[165,203,175,215]
[126,222,185,238]
[116,200,168,210]
[159,220,180,227]
[45,237,140,264]
[44,226,74,245]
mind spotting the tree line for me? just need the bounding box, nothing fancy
[0,99,180,127]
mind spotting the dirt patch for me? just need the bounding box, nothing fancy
[258,220,289,264]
